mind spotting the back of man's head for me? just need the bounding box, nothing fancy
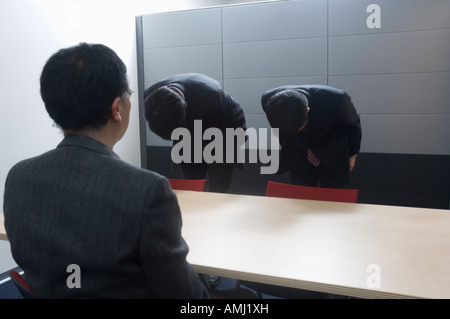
[40,43,129,131]
[265,89,309,138]
[144,86,187,140]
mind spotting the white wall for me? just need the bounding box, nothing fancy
[0,0,144,274]
[0,0,271,276]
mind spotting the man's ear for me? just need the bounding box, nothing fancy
[306,107,310,113]
[111,97,122,123]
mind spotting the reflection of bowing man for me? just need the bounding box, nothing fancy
[262,85,362,188]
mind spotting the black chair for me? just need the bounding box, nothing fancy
[9,270,38,299]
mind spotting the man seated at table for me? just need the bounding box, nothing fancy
[3,43,210,298]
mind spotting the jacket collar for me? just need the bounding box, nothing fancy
[57,134,120,159]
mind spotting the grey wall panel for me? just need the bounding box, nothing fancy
[329,0,450,36]
[223,37,327,78]
[222,0,327,43]
[142,8,222,48]
[146,129,173,147]
[328,0,450,157]
[143,44,223,82]
[329,72,450,114]
[329,28,450,75]
[245,113,270,129]
[243,113,273,150]
[139,0,450,155]
[224,76,327,114]
[360,114,450,155]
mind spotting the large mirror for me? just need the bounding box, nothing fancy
[136,0,450,209]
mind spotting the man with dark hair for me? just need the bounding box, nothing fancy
[144,73,247,193]
[262,85,362,188]
[3,43,210,298]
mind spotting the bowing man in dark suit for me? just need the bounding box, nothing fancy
[144,73,247,193]
[3,43,210,298]
[262,85,362,188]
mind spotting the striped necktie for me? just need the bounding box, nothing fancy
[307,149,320,167]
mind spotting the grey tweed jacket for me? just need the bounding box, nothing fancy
[3,134,209,298]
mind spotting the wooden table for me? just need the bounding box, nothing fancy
[174,190,450,299]
[2,191,450,298]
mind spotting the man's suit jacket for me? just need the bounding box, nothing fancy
[3,134,209,298]
[262,85,362,183]
[144,73,247,166]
